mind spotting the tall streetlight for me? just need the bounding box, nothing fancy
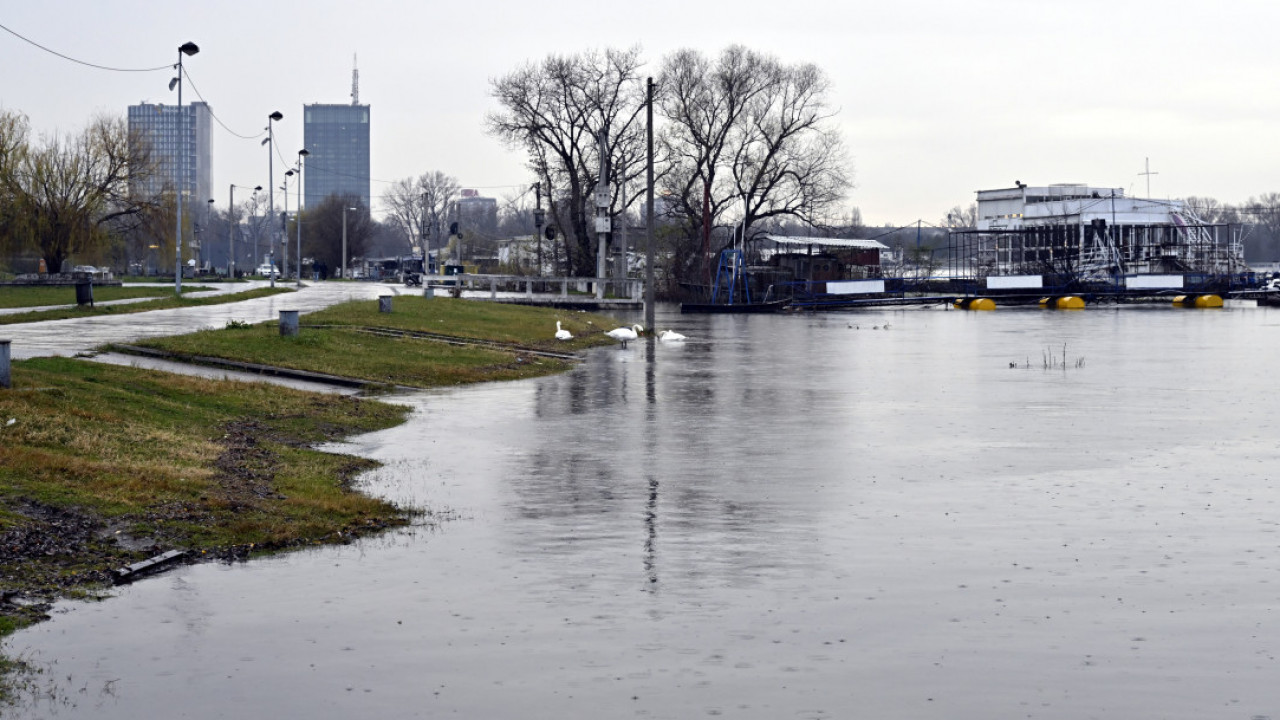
[229,184,261,278]
[281,168,294,281]
[264,110,283,288]
[171,41,199,295]
[296,149,309,286]
[342,204,359,280]
[203,198,214,271]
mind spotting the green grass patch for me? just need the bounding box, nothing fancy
[0,287,292,325]
[0,284,215,309]
[305,296,625,350]
[0,357,409,645]
[132,323,575,388]
[131,297,626,388]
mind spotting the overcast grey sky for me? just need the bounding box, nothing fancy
[3,1,1277,226]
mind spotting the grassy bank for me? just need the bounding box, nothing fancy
[131,297,621,387]
[0,286,292,325]
[0,359,409,621]
[0,297,629,701]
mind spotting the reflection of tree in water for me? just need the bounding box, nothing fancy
[506,335,827,595]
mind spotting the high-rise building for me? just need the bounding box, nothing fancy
[302,103,370,210]
[127,101,213,207]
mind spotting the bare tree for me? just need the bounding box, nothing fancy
[658,46,851,283]
[942,203,978,229]
[298,195,373,273]
[488,47,649,277]
[0,111,159,272]
[385,171,460,261]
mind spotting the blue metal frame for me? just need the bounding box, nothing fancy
[711,249,751,306]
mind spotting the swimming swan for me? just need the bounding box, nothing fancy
[555,321,573,341]
[606,324,643,347]
[658,329,687,341]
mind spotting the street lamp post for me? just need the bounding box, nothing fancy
[342,205,356,280]
[171,41,199,295]
[229,184,261,279]
[296,149,309,286]
[203,198,214,271]
[265,110,282,287]
[281,168,294,280]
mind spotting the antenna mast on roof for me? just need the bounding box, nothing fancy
[351,54,359,105]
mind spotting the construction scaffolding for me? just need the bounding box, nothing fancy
[946,185,1248,291]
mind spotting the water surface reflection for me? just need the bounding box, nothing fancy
[10,304,1280,719]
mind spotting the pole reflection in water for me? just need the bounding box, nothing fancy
[10,305,1280,719]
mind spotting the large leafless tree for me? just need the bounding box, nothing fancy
[658,46,851,283]
[487,47,649,276]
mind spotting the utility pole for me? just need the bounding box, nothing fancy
[594,126,610,300]
[419,192,427,273]
[533,182,544,277]
[644,77,656,332]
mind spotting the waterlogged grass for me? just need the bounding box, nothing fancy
[305,296,623,350]
[132,297,623,388]
[0,358,409,646]
[0,286,292,325]
[0,297,628,701]
[0,284,215,309]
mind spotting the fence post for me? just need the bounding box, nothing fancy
[490,278,497,300]
[279,310,299,337]
[526,280,533,299]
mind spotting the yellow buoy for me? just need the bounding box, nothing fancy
[1173,294,1223,308]
[1056,296,1085,310]
[968,298,996,311]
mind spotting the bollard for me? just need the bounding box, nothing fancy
[0,339,10,389]
[424,283,434,299]
[379,295,392,313]
[490,278,497,300]
[526,280,533,299]
[279,310,299,337]
[561,279,568,297]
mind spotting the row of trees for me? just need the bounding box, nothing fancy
[484,45,852,291]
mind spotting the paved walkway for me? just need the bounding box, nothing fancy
[2,280,414,360]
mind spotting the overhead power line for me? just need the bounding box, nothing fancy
[180,67,264,141]
[0,22,170,72]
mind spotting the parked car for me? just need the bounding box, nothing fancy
[256,263,279,278]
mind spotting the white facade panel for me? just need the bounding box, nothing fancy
[985,275,1044,290]
[1125,274,1184,289]
[826,280,885,295]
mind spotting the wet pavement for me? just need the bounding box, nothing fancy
[1,280,414,360]
[8,303,1280,719]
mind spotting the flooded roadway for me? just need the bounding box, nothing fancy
[2,280,412,359]
[8,303,1280,719]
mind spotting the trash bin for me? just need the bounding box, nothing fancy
[75,280,94,307]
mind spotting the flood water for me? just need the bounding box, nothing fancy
[9,303,1280,719]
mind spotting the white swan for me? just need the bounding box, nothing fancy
[605,324,643,347]
[658,329,687,341]
[555,321,573,341]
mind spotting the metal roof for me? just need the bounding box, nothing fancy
[764,234,890,250]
